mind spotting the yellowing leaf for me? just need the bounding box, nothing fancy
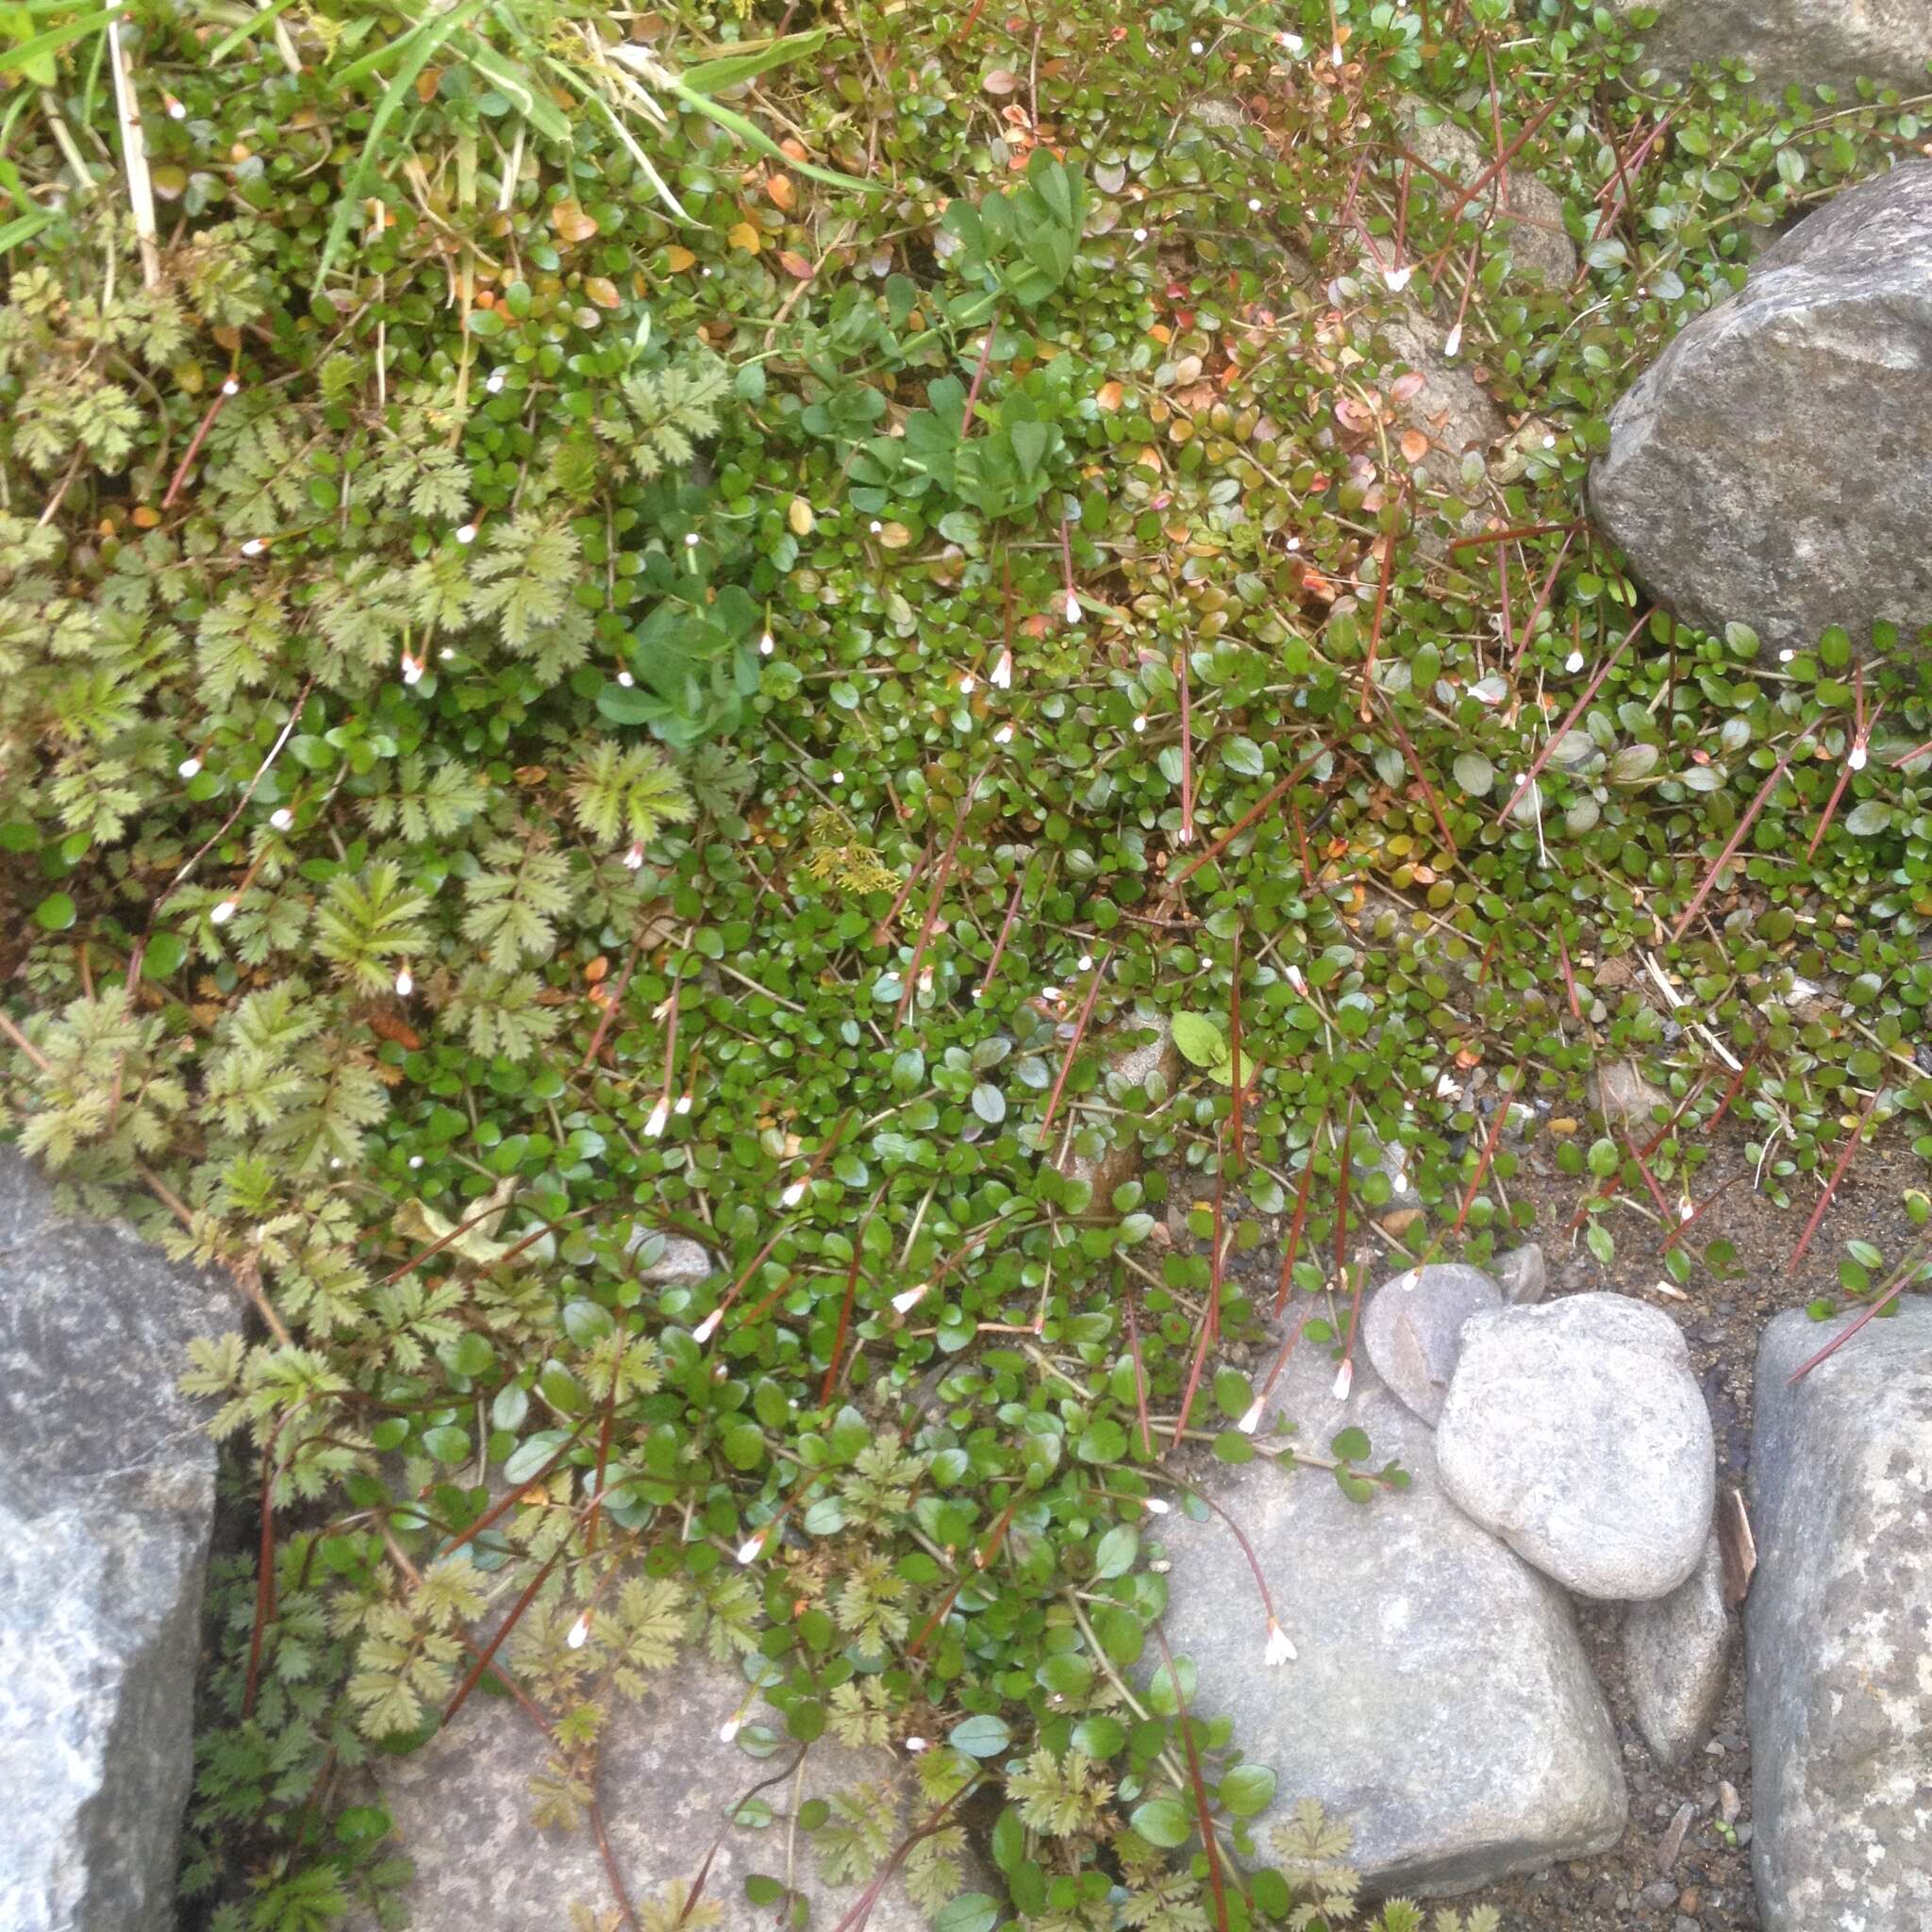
[665,245,697,272]
[789,497,816,536]
[1096,380,1124,412]
[1399,428,1431,463]
[550,198,599,244]
[727,221,762,254]
[877,522,912,550]
[767,174,797,211]
[583,277,622,310]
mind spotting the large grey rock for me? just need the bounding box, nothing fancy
[1160,1341,1625,1895]
[1624,1532,1733,1766]
[1591,165,1932,658]
[362,1656,958,1930]
[1362,1263,1502,1424]
[1599,0,1932,99]
[1437,1293,1715,1599]
[1747,1300,1932,1932]
[0,1151,232,1932]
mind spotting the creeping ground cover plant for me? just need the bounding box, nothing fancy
[1,0,1931,1926]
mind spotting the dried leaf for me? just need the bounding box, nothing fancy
[983,68,1018,94]
[1096,380,1124,412]
[583,277,621,310]
[1717,1487,1756,1607]
[551,199,599,244]
[777,250,815,280]
[767,174,796,211]
[1399,428,1431,464]
[664,245,697,272]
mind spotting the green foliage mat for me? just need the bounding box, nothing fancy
[1,0,1930,1925]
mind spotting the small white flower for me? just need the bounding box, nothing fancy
[617,671,635,687]
[1285,963,1307,993]
[1330,41,1343,65]
[1077,953,1093,971]
[1286,536,1302,552]
[781,1180,808,1208]
[220,377,240,397]
[177,756,202,779]
[994,723,1014,743]
[991,649,1012,690]
[1542,434,1557,449]
[904,1735,929,1754]
[737,1534,766,1565]
[1065,591,1081,624]
[165,94,187,120]
[241,538,265,558]
[960,675,976,696]
[1278,31,1305,53]
[719,1717,741,1742]
[643,1097,671,1138]
[1191,39,1204,53]
[1237,1395,1265,1435]
[892,1282,931,1315]
[831,769,844,784]
[675,1092,692,1115]
[1382,265,1413,293]
[869,520,883,534]
[622,841,645,870]
[1332,1358,1354,1401]
[439,647,455,660]
[408,1155,424,1169]
[684,532,700,548]
[1566,650,1585,673]
[566,1613,591,1650]
[1144,1496,1171,1515]
[1442,325,1463,359]
[1134,226,1149,242]
[972,985,985,1001]
[692,1308,722,1343]
[210,898,236,925]
[1265,1618,1296,1666]
[456,524,477,544]
[485,370,506,393]
[269,808,293,831]
[329,1157,343,1169]
[759,633,775,656]
[386,968,409,1000]
[1041,985,1062,1002]
[1849,744,1868,771]
[1131,714,1147,734]
[400,652,424,686]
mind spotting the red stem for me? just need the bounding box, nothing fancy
[1671,747,1797,942]
[1495,608,1649,825]
[1787,1085,1884,1274]
[1177,644,1196,844]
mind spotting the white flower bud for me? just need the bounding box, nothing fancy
[1077,953,1093,971]
[869,520,883,534]
[617,671,635,687]
[1566,650,1585,673]
[1144,1496,1171,1515]
[1849,744,1868,771]
[685,531,700,548]
[241,538,265,558]
[177,757,202,779]
[759,633,774,656]
[1442,325,1462,359]
[891,1282,930,1315]
[643,1096,670,1138]
[1382,265,1413,292]
[1134,226,1149,242]
[209,899,237,925]
[675,1092,692,1115]
[781,1180,808,1208]
[959,675,975,696]
[1332,1358,1354,1401]
[269,808,293,831]
[485,370,506,393]
[566,1613,591,1650]
[456,524,477,545]
[1191,40,1204,54]
[1237,1395,1265,1435]
[692,1308,722,1343]
[622,841,644,870]
[831,770,844,784]
[1279,30,1305,53]
[408,1155,424,1169]
[904,1735,928,1754]
[165,94,187,120]
[991,649,1012,690]
[737,1534,766,1565]
[394,969,413,997]
[220,376,240,396]
[1265,1619,1296,1666]
[993,723,1014,743]
[718,1717,741,1742]
[1247,198,1262,213]
[1065,591,1081,624]
[1131,714,1147,734]
[439,647,455,660]
[400,652,424,687]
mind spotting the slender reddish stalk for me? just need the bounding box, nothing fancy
[443,1544,569,1726]
[1508,527,1577,675]
[1805,669,1882,861]
[578,921,654,1072]
[1624,1133,1673,1216]
[895,771,985,1024]
[1124,1291,1155,1457]
[161,377,240,508]
[1705,1043,1759,1132]
[1377,691,1458,857]
[1448,518,1583,554]
[978,874,1025,994]
[1039,947,1115,1137]
[1496,608,1649,825]
[1155,1624,1233,1932]
[958,306,1001,438]
[1555,927,1581,1021]
[821,1184,890,1403]
[1273,1118,1324,1316]
[1659,1173,1743,1254]
[1671,747,1796,942]
[1227,922,1246,1168]
[1177,643,1196,844]
[1451,1066,1522,1237]
[1172,1142,1227,1449]
[1787,1085,1884,1274]
[870,835,932,947]
[1358,481,1407,722]
[1785,1257,1924,1386]
[1333,1097,1356,1280]
[1164,747,1327,893]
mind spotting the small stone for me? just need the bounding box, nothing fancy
[1590,1059,1668,1130]
[1361,1262,1502,1424]
[1637,1876,1679,1907]
[1674,1917,1700,1932]
[1624,1532,1733,1766]
[1679,1886,1702,1914]
[626,1230,718,1287]
[1438,1293,1717,1599]
[1735,1822,1752,1848]
[1718,1780,1740,1824]
[1657,1799,1696,1872]
[1492,1241,1547,1305]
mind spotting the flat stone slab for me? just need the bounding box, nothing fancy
[1598,0,1932,99]
[360,1656,962,1931]
[1747,1299,1932,1932]
[0,1151,232,1932]
[1159,1341,1625,1895]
